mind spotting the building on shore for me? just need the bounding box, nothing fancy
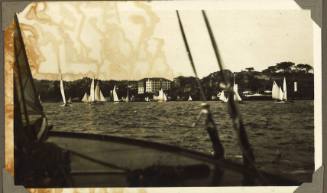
[138,78,172,94]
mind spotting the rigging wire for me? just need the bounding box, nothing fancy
[201,10,267,184]
[176,10,225,160]
[176,11,207,102]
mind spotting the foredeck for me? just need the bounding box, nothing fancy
[47,131,297,187]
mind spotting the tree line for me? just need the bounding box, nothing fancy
[35,61,314,102]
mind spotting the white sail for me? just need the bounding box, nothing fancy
[113,86,119,102]
[94,82,101,101]
[278,87,284,101]
[272,81,279,100]
[294,81,298,92]
[154,89,167,102]
[89,78,95,102]
[59,75,66,105]
[163,92,168,102]
[99,90,106,102]
[81,93,89,102]
[218,91,228,102]
[145,96,150,102]
[188,95,192,101]
[233,84,242,101]
[124,89,130,102]
[67,97,72,104]
[283,77,287,101]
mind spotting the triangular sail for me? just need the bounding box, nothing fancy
[99,90,106,102]
[233,84,242,101]
[13,14,48,141]
[188,95,192,101]
[59,74,66,104]
[89,78,95,102]
[81,92,89,102]
[283,77,287,101]
[125,89,130,102]
[272,81,279,100]
[113,86,119,102]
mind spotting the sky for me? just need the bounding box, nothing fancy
[16,1,313,80]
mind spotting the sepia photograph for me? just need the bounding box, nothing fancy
[5,1,316,188]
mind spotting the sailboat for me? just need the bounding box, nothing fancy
[154,88,167,102]
[67,97,72,104]
[218,90,228,103]
[145,96,150,102]
[272,81,280,100]
[95,81,106,102]
[188,95,193,101]
[272,78,287,103]
[88,78,106,104]
[13,12,298,187]
[59,74,71,107]
[112,85,120,102]
[123,87,130,102]
[81,92,89,103]
[233,83,242,102]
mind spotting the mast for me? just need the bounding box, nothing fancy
[59,74,66,104]
[202,10,255,168]
[176,10,224,160]
[176,11,206,101]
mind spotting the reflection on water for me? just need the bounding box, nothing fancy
[43,100,314,182]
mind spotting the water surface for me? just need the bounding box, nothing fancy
[43,100,314,182]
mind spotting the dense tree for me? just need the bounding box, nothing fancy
[245,67,254,72]
[296,64,313,73]
[34,61,314,102]
[275,62,295,73]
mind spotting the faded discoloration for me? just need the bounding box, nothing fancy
[6,2,155,193]
[16,2,174,80]
[4,21,42,175]
[4,22,15,175]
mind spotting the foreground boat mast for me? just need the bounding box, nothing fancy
[176,10,224,160]
[201,10,256,170]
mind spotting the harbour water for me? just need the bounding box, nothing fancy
[43,100,314,182]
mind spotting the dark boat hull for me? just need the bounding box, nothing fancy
[46,131,299,187]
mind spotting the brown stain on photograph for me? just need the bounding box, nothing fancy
[13,2,174,80]
[5,1,167,193]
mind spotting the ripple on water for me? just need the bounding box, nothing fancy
[42,100,314,182]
